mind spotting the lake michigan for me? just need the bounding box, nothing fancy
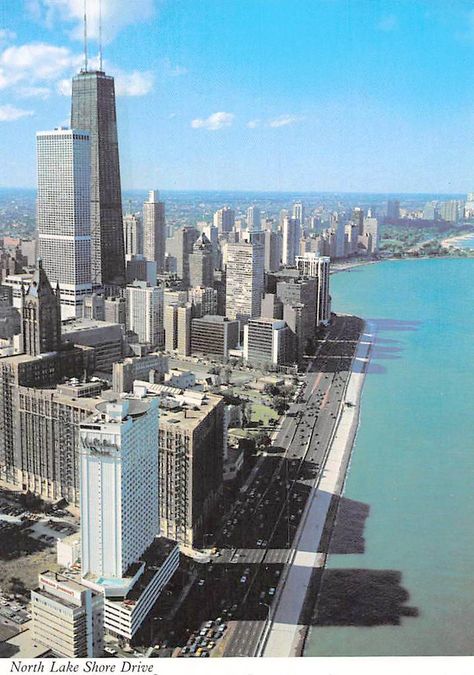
[304,257,474,656]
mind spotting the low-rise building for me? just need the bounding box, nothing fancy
[31,571,103,658]
[62,318,125,372]
[191,315,239,361]
[243,317,293,368]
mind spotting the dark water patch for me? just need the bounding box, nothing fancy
[328,497,370,555]
[313,569,419,627]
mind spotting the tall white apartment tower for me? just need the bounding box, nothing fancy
[36,128,92,319]
[80,397,160,580]
[292,201,305,228]
[126,281,164,349]
[246,206,261,231]
[295,253,331,326]
[225,240,264,323]
[143,190,166,274]
[282,216,301,266]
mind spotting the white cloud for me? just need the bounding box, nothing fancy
[268,114,302,128]
[29,0,155,43]
[0,41,153,98]
[56,78,72,96]
[377,15,398,32]
[191,112,234,130]
[247,119,260,128]
[0,43,79,89]
[0,104,34,122]
[114,69,154,96]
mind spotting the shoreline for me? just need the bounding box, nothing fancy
[332,251,474,277]
[261,318,374,657]
[440,232,474,248]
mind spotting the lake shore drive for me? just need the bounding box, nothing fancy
[261,319,374,657]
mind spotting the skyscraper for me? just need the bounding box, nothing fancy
[123,213,143,257]
[189,232,214,287]
[225,240,264,323]
[292,201,305,228]
[264,230,281,272]
[36,128,92,318]
[143,190,166,273]
[166,227,199,286]
[282,216,301,266]
[295,253,331,326]
[246,206,261,231]
[126,281,164,349]
[386,199,400,221]
[80,397,160,579]
[213,206,235,234]
[71,69,126,291]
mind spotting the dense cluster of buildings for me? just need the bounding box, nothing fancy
[0,53,350,659]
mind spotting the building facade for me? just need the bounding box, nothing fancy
[31,571,103,658]
[36,128,92,319]
[71,69,126,290]
[191,315,239,361]
[225,241,264,324]
[126,282,164,350]
[143,190,166,274]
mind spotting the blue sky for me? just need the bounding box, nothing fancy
[0,0,474,192]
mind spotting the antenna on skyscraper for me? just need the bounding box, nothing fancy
[99,0,103,71]
[83,0,88,71]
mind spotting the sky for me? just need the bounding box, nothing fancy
[0,0,474,193]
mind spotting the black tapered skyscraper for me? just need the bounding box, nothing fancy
[71,69,126,290]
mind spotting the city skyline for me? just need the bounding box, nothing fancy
[0,0,474,193]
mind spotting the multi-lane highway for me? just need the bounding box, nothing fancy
[143,315,363,658]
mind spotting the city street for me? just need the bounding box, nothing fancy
[139,315,363,658]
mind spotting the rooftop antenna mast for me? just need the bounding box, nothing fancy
[83,0,88,71]
[99,0,103,71]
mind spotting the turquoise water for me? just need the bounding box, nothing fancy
[305,258,474,656]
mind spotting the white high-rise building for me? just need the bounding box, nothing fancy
[282,216,301,266]
[80,397,160,580]
[292,201,305,228]
[79,395,179,643]
[246,206,261,231]
[143,190,166,273]
[36,128,92,319]
[123,213,143,257]
[362,216,380,254]
[126,281,164,348]
[225,241,264,323]
[295,253,331,326]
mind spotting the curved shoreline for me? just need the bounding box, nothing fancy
[261,319,375,657]
[440,232,474,248]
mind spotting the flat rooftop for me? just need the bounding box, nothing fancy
[106,537,178,607]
